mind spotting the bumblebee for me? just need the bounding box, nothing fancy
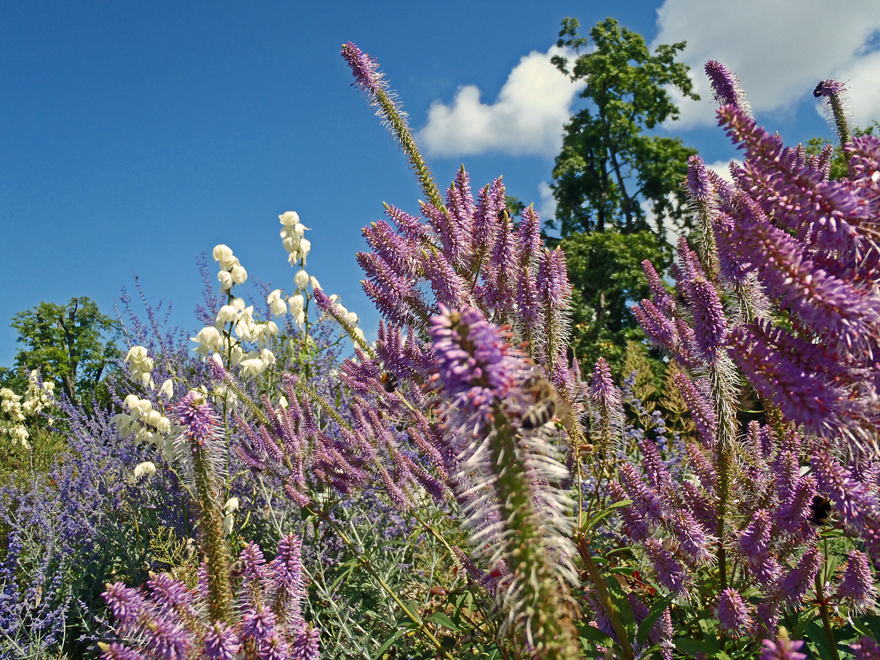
[520,377,568,429]
[809,495,832,527]
[380,371,398,394]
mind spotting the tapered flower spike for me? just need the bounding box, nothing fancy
[780,546,821,606]
[705,61,750,115]
[835,550,877,611]
[812,448,879,529]
[717,588,751,636]
[644,538,689,595]
[341,42,442,209]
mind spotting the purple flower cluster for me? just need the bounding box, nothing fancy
[102,535,319,660]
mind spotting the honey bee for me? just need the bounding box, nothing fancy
[520,377,569,430]
[809,495,832,527]
[380,371,398,393]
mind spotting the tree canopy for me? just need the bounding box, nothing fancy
[7,297,120,404]
[549,17,699,238]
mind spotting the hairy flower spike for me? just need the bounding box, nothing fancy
[705,61,750,114]
[717,588,751,636]
[341,42,442,209]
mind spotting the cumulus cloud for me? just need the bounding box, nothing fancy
[652,0,880,127]
[537,181,556,221]
[705,159,743,182]
[417,47,585,157]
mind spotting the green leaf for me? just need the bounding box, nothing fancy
[580,500,633,533]
[804,620,835,660]
[428,612,458,631]
[577,623,614,647]
[603,576,637,638]
[636,596,675,644]
[401,599,422,626]
[372,628,406,660]
[674,638,719,654]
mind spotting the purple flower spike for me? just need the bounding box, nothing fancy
[674,373,717,447]
[644,538,688,595]
[690,277,727,360]
[835,550,877,610]
[633,300,677,352]
[760,628,807,660]
[850,637,880,660]
[175,391,220,448]
[429,305,521,420]
[812,448,879,529]
[717,588,751,635]
[780,546,821,605]
[293,625,321,660]
[738,510,772,565]
[705,61,749,114]
[204,622,241,660]
[642,259,676,316]
[341,42,386,97]
[687,155,714,203]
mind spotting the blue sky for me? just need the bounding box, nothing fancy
[2,1,879,366]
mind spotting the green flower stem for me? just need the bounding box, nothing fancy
[815,556,840,660]
[373,87,442,210]
[489,414,580,660]
[576,535,635,660]
[192,443,234,624]
[710,355,738,591]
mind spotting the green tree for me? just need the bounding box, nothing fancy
[7,297,120,405]
[562,230,671,374]
[549,17,699,238]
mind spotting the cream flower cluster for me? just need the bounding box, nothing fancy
[0,371,56,449]
[0,388,29,447]
[125,346,155,389]
[212,244,248,292]
[112,393,174,458]
[21,370,55,417]
[190,251,279,380]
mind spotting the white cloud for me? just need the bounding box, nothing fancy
[417,47,585,157]
[705,159,743,182]
[652,0,880,127]
[537,181,556,220]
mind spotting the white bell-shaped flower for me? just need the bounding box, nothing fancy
[159,379,174,400]
[191,327,222,357]
[212,245,236,270]
[260,349,276,368]
[230,265,248,285]
[217,305,239,323]
[309,276,320,290]
[134,461,157,479]
[294,269,309,290]
[267,290,287,317]
[299,238,311,263]
[218,270,233,291]
[279,211,300,226]
[224,497,240,514]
